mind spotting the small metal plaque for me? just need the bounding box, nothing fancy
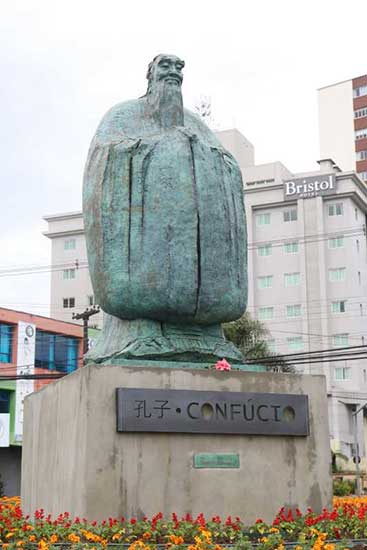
[193,453,240,469]
[116,388,309,436]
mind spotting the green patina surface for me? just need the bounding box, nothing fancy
[83,54,262,369]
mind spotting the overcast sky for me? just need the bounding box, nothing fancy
[1,0,366,318]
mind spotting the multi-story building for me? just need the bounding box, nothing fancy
[0,307,83,494]
[245,159,367,465]
[43,212,103,327]
[43,129,367,467]
[318,74,367,181]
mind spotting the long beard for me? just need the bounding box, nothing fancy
[147,80,184,129]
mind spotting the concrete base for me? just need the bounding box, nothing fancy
[22,365,332,523]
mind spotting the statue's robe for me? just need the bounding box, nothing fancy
[83,98,247,327]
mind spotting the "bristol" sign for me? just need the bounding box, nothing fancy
[284,174,336,200]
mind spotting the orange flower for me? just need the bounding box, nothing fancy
[5,533,14,539]
[28,535,36,542]
[38,540,49,550]
[49,534,58,544]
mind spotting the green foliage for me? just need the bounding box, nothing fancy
[223,313,293,372]
[333,479,355,496]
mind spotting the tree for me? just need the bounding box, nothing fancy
[223,312,294,372]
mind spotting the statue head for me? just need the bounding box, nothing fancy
[146,54,185,95]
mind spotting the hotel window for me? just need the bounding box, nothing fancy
[355,128,367,140]
[334,367,351,381]
[331,300,346,313]
[284,241,299,254]
[283,208,297,222]
[355,107,367,118]
[258,307,274,320]
[63,297,75,308]
[63,268,76,280]
[358,171,367,181]
[328,203,343,216]
[286,304,302,317]
[328,236,344,249]
[256,213,271,226]
[329,268,346,282]
[287,337,304,351]
[284,272,300,286]
[356,150,367,160]
[358,271,361,284]
[360,304,363,316]
[64,238,76,250]
[353,85,367,98]
[258,275,273,289]
[332,333,349,347]
[356,239,360,252]
[0,324,14,363]
[88,295,95,306]
[258,244,272,256]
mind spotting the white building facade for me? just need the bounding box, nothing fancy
[318,74,367,182]
[43,129,367,465]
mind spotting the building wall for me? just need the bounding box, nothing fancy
[0,446,21,496]
[0,308,83,494]
[318,79,356,172]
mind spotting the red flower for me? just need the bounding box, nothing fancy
[255,518,263,524]
[215,359,232,371]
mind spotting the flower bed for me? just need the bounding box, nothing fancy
[1,497,367,549]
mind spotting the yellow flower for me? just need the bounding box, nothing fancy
[38,540,49,550]
[169,535,184,545]
[80,529,102,543]
[269,528,279,533]
[5,533,14,539]
[68,533,81,543]
[16,541,25,548]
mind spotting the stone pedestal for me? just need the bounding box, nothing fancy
[22,365,331,523]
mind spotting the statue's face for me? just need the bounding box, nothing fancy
[150,55,184,88]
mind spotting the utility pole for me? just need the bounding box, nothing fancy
[72,307,100,355]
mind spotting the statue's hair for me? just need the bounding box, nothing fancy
[146,55,162,82]
[146,54,185,94]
